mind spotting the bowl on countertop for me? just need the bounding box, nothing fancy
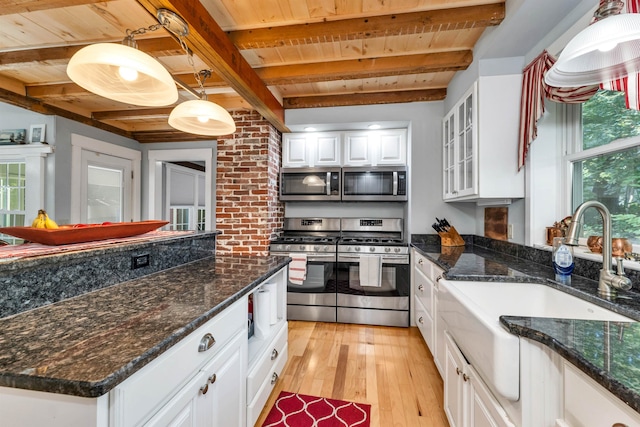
[587,236,603,253]
[612,238,632,258]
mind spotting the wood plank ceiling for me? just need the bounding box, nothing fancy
[0,0,505,142]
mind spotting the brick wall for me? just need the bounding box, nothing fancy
[215,110,283,255]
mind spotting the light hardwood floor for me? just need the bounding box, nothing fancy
[254,321,450,427]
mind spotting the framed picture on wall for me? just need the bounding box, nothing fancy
[0,129,26,144]
[29,124,45,143]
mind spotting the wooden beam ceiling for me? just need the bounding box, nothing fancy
[284,89,447,109]
[227,4,505,49]
[135,0,288,133]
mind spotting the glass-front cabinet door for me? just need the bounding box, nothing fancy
[442,82,478,200]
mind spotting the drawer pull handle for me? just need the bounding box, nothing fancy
[198,333,216,352]
[271,348,279,360]
[271,372,279,385]
[418,316,424,324]
[418,284,424,291]
[200,383,209,395]
[208,374,217,384]
[612,424,628,427]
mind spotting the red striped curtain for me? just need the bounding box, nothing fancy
[517,51,598,170]
[598,0,640,109]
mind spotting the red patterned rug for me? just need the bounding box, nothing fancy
[262,391,371,427]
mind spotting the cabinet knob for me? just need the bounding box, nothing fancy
[271,372,279,385]
[612,424,629,427]
[462,373,469,382]
[455,367,461,376]
[418,316,424,324]
[436,275,442,283]
[208,373,217,384]
[200,383,209,395]
[198,333,216,352]
[418,258,424,265]
[418,284,424,292]
[271,348,279,360]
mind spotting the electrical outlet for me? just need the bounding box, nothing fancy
[132,253,150,269]
[508,224,514,239]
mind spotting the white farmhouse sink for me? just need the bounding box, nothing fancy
[438,279,633,402]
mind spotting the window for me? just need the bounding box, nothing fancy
[570,90,640,247]
[169,206,205,231]
[0,162,26,244]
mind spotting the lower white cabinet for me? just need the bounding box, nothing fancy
[144,333,246,427]
[444,332,514,427]
[560,362,640,427]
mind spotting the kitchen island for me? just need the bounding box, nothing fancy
[0,232,290,426]
[412,234,640,424]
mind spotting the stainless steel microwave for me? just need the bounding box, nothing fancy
[341,166,408,201]
[280,167,341,201]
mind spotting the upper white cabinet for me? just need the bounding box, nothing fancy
[442,75,524,202]
[344,129,407,166]
[282,132,341,167]
[283,129,407,167]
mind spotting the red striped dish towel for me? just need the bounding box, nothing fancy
[288,253,307,285]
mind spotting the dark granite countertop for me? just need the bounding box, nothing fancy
[0,255,290,398]
[411,239,640,415]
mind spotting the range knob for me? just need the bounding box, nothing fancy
[369,247,375,252]
[324,246,330,252]
[299,245,305,251]
[314,245,320,251]
[385,247,391,252]
[394,247,401,253]
[355,247,361,252]
[285,245,291,251]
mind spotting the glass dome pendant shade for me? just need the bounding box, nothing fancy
[545,13,640,87]
[66,43,179,107]
[168,99,236,136]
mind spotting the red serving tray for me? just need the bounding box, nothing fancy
[0,220,169,246]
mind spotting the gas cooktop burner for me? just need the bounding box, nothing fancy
[271,235,340,245]
[339,237,405,245]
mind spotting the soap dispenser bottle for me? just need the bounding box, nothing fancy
[552,237,574,284]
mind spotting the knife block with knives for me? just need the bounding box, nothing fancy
[432,218,465,247]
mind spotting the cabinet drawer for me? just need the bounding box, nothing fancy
[414,268,434,318]
[414,296,433,353]
[111,298,247,427]
[247,323,288,401]
[247,341,288,427]
[563,362,640,427]
[414,253,432,278]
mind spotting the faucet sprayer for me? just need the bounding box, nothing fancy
[565,201,632,298]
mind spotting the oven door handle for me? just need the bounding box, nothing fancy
[326,172,331,196]
[338,254,409,264]
[393,171,398,196]
[306,254,337,262]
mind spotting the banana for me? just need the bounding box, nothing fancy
[32,209,59,229]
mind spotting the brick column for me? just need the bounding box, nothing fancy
[215,110,283,255]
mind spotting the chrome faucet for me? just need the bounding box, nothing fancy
[565,201,632,298]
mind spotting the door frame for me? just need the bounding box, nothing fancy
[147,148,215,231]
[70,134,141,224]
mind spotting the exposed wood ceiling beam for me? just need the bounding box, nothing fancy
[0,0,103,15]
[227,4,505,49]
[258,51,472,85]
[25,50,469,98]
[284,89,447,109]
[133,130,215,143]
[135,0,287,133]
[0,37,182,66]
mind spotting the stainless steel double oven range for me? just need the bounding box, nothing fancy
[269,217,410,327]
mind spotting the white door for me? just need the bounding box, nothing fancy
[80,150,132,224]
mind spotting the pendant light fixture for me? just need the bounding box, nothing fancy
[158,9,236,136]
[545,0,640,87]
[67,25,178,107]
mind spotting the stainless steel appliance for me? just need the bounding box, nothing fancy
[280,167,341,201]
[269,218,340,322]
[341,166,408,201]
[337,218,410,327]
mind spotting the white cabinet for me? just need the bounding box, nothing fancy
[442,75,524,202]
[444,332,515,427]
[560,362,640,427]
[246,268,288,427]
[344,129,407,166]
[111,298,248,427]
[282,132,341,167]
[144,333,246,427]
[411,250,445,375]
